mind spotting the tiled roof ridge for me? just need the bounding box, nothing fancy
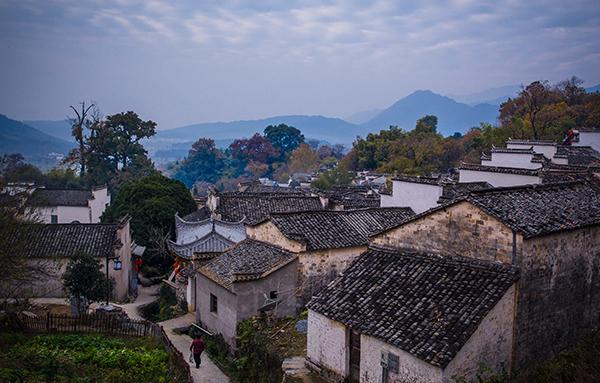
[491,147,535,154]
[506,139,557,146]
[459,162,540,175]
[175,212,245,226]
[466,179,585,195]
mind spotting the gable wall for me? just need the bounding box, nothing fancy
[247,221,306,252]
[307,310,349,381]
[195,274,239,347]
[381,180,442,214]
[373,202,518,264]
[458,169,541,187]
[514,225,600,369]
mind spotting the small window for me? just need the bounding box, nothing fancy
[269,291,278,300]
[50,215,58,224]
[210,293,218,313]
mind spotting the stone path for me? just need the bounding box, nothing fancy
[159,314,231,383]
[114,284,159,320]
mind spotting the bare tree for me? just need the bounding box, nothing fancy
[67,102,96,176]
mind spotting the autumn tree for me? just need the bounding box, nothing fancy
[264,124,304,160]
[288,143,319,174]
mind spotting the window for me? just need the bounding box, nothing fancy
[210,294,218,313]
[50,215,58,224]
[269,290,278,300]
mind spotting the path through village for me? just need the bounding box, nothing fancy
[116,285,231,383]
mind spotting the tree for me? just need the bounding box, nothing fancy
[312,165,354,190]
[0,154,25,177]
[264,124,304,159]
[413,115,438,135]
[67,102,96,176]
[103,111,157,169]
[102,174,196,274]
[63,252,112,314]
[288,143,319,174]
[173,138,225,187]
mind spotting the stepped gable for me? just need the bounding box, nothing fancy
[182,207,211,222]
[458,162,540,176]
[198,239,297,290]
[555,145,600,166]
[308,245,518,367]
[8,223,120,258]
[266,208,415,250]
[26,188,93,207]
[216,193,323,224]
[465,181,600,238]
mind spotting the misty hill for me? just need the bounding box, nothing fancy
[344,109,383,124]
[587,84,600,93]
[448,85,521,105]
[155,115,367,146]
[362,90,499,136]
[0,114,73,166]
[24,119,72,141]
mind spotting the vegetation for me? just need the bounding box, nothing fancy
[62,252,114,313]
[139,284,185,322]
[0,333,171,383]
[345,77,600,175]
[171,124,344,190]
[102,174,197,274]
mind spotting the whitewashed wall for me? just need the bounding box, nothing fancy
[486,152,539,169]
[31,206,92,223]
[381,180,442,214]
[506,143,557,159]
[90,187,110,223]
[575,132,600,152]
[307,311,348,378]
[459,169,541,187]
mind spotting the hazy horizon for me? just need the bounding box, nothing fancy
[1,0,599,129]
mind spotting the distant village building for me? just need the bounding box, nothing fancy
[313,185,381,210]
[4,218,137,301]
[195,239,298,347]
[307,246,518,383]
[247,208,415,305]
[371,180,600,371]
[22,186,111,224]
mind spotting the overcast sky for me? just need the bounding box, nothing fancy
[1,0,599,129]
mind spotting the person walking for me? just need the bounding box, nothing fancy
[190,335,205,369]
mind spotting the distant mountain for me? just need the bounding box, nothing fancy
[448,85,521,106]
[344,109,383,124]
[362,90,499,136]
[587,84,600,93]
[24,119,73,141]
[0,114,73,166]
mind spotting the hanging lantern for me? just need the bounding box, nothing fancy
[113,259,123,271]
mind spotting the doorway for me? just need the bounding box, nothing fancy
[349,330,361,383]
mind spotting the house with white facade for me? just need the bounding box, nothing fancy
[307,246,518,383]
[24,186,110,224]
[573,128,600,152]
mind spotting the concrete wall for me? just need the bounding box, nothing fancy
[298,246,366,306]
[196,275,239,346]
[360,335,442,383]
[444,285,516,381]
[307,311,349,380]
[459,169,541,187]
[248,221,306,252]
[234,259,298,321]
[381,180,442,214]
[514,226,600,369]
[487,152,539,169]
[575,132,600,152]
[373,202,519,265]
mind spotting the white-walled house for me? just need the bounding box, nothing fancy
[306,246,518,383]
[574,128,600,152]
[458,163,542,187]
[25,186,110,224]
[481,147,542,169]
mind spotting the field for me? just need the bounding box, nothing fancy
[0,333,171,383]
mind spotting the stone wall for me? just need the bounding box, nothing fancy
[514,226,600,369]
[444,285,516,381]
[247,221,306,252]
[297,246,366,306]
[307,311,348,380]
[372,202,518,264]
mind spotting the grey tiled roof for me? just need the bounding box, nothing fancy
[243,183,308,195]
[506,139,556,146]
[459,162,540,176]
[267,208,415,250]
[555,146,600,166]
[198,239,297,290]
[466,181,600,238]
[438,182,492,203]
[182,207,211,222]
[392,174,442,185]
[26,189,93,207]
[216,194,323,224]
[168,232,235,259]
[8,223,120,258]
[308,245,518,368]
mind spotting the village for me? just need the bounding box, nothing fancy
[1,123,600,383]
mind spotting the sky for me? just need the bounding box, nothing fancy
[1,0,599,129]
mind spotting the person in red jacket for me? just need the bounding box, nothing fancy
[190,335,205,368]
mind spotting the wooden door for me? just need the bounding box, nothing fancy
[349,330,361,383]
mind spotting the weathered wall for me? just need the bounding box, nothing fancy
[112,220,134,302]
[360,335,442,383]
[195,274,239,347]
[298,246,366,306]
[234,259,298,321]
[247,221,306,253]
[381,181,442,214]
[307,311,348,380]
[444,285,516,382]
[458,169,541,187]
[373,202,519,264]
[514,226,600,369]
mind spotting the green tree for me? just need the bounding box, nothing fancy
[264,124,305,160]
[62,252,112,313]
[413,115,438,135]
[173,138,225,187]
[312,165,354,190]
